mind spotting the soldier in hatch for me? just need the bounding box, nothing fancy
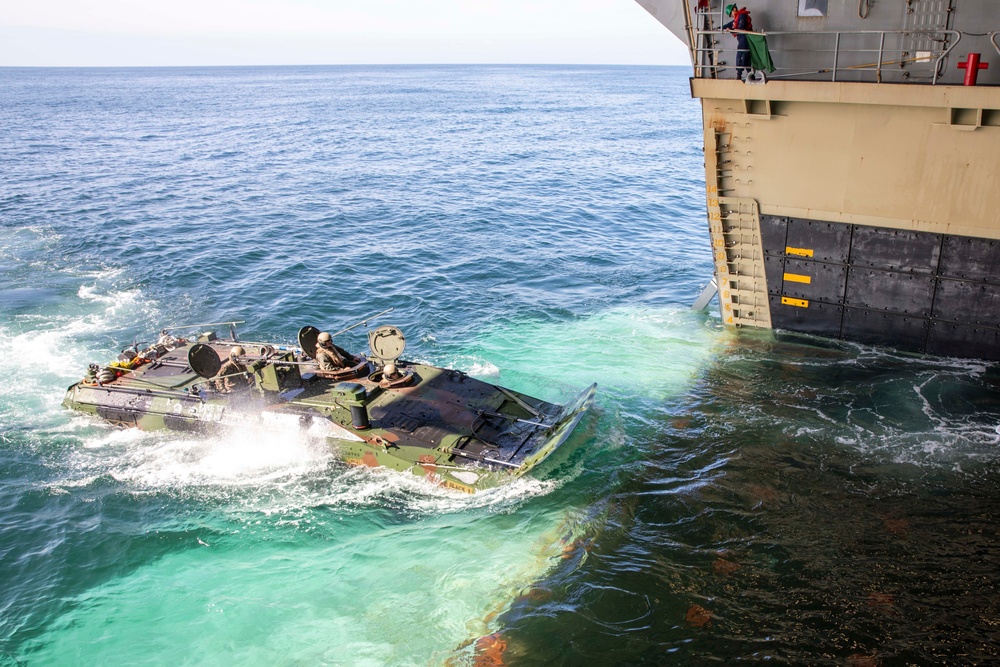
[214,346,250,392]
[315,332,352,371]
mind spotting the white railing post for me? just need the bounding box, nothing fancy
[877,32,885,82]
[933,31,961,84]
[832,32,841,81]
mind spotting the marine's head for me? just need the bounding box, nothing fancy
[726,4,737,16]
[317,331,332,346]
[230,346,245,358]
[383,362,398,379]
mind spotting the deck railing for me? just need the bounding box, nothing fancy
[691,28,962,84]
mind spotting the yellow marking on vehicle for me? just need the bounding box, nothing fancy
[444,480,475,494]
[785,246,814,257]
[783,272,812,284]
[781,296,809,308]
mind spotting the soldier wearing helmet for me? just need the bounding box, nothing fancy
[314,331,350,371]
[214,345,250,392]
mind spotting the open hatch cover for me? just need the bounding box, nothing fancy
[368,325,406,363]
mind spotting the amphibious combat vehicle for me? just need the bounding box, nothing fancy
[63,318,595,493]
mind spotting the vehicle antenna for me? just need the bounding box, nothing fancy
[330,308,394,338]
[162,319,246,331]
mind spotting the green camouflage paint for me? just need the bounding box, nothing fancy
[64,333,595,493]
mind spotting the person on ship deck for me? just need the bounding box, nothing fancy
[723,4,753,81]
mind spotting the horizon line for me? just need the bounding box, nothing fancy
[0,62,688,70]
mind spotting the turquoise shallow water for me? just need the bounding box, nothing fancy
[2,65,1000,665]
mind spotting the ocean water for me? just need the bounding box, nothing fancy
[1,65,999,666]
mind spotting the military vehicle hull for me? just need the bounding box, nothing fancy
[63,331,596,494]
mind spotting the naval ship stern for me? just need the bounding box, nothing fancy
[638,0,1000,359]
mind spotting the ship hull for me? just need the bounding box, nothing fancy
[694,78,1000,360]
[636,1,1000,359]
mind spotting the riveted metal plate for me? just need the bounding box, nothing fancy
[782,258,848,302]
[759,214,789,255]
[845,267,936,317]
[769,294,843,336]
[939,236,1000,284]
[764,253,786,295]
[785,218,852,264]
[927,322,1000,360]
[841,308,930,352]
[849,226,941,274]
[933,278,1000,328]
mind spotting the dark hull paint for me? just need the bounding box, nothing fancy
[761,215,1000,359]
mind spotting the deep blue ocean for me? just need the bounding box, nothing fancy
[2,65,1000,665]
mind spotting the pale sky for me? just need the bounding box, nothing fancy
[0,0,689,67]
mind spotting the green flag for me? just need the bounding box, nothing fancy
[746,34,775,73]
